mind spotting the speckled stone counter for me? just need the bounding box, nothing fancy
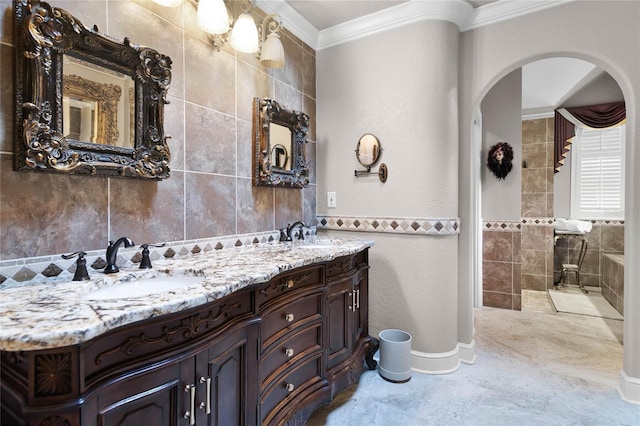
[0,238,373,351]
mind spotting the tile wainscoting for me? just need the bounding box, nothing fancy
[482,221,522,310]
[483,219,625,312]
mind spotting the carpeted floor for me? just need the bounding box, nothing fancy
[306,306,637,425]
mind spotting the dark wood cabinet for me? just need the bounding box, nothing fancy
[1,249,377,426]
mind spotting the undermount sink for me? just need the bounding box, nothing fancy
[83,276,203,300]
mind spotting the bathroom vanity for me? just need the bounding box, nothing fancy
[0,240,377,425]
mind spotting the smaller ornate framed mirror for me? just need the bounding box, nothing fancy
[253,98,310,188]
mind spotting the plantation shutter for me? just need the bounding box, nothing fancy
[572,125,625,219]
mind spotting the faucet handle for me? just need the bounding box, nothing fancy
[139,243,166,269]
[62,251,90,281]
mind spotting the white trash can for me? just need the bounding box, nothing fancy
[378,329,412,383]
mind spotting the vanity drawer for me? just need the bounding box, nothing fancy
[260,352,323,425]
[326,250,368,279]
[260,322,322,387]
[256,266,323,310]
[260,291,323,349]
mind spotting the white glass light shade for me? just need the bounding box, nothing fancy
[152,0,181,7]
[260,32,285,68]
[197,0,230,35]
[230,13,259,53]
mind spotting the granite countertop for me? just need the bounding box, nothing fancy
[0,238,373,352]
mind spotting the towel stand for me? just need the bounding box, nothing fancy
[554,231,588,293]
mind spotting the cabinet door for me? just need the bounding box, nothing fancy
[82,358,188,426]
[352,269,368,345]
[326,275,354,370]
[196,324,258,426]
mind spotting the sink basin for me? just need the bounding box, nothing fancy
[83,276,203,300]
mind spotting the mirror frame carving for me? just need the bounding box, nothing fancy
[252,97,310,188]
[14,0,173,180]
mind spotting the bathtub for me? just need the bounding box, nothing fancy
[602,254,624,315]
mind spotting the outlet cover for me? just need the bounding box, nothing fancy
[327,192,337,208]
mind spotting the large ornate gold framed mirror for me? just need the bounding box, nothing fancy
[252,98,310,188]
[14,0,173,179]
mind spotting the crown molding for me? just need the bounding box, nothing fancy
[256,0,576,51]
[462,0,576,31]
[316,0,473,50]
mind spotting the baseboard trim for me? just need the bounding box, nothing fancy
[411,340,476,374]
[618,370,640,405]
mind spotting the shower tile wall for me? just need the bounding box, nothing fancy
[520,118,555,291]
[482,223,522,310]
[520,117,625,291]
[554,222,625,287]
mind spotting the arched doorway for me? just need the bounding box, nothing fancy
[469,54,636,403]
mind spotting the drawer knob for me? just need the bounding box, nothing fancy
[287,279,294,288]
[285,313,295,322]
[285,383,295,392]
[285,348,294,357]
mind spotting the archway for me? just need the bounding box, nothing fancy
[468,53,636,403]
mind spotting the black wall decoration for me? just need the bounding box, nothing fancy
[487,141,514,180]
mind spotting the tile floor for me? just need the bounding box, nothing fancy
[307,292,638,425]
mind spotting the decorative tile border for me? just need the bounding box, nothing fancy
[521,218,625,226]
[316,215,460,235]
[0,228,316,288]
[483,221,522,232]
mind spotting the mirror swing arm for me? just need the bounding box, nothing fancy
[253,97,310,188]
[14,0,173,180]
[354,163,388,182]
[354,133,388,183]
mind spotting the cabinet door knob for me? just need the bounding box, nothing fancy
[285,348,294,357]
[285,383,295,392]
[285,313,295,322]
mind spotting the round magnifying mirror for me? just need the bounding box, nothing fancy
[356,133,381,167]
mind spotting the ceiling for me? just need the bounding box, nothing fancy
[260,0,613,114]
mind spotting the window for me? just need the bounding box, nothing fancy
[571,124,625,219]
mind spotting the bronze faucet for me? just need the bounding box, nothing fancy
[104,237,135,274]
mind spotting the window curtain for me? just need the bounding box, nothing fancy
[553,101,625,173]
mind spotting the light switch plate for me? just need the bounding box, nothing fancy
[327,192,337,208]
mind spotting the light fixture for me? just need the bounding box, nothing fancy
[229,5,259,53]
[259,15,285,68]
[197,0,230,35]
[154,0,286,68]
[152,0,182,6]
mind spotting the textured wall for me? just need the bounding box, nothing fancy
[0,0,316,261]
[317,20,463,372]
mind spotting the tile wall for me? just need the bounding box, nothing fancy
[0,1,317,281]
[484,116,626,311]
[482,222,522,310]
